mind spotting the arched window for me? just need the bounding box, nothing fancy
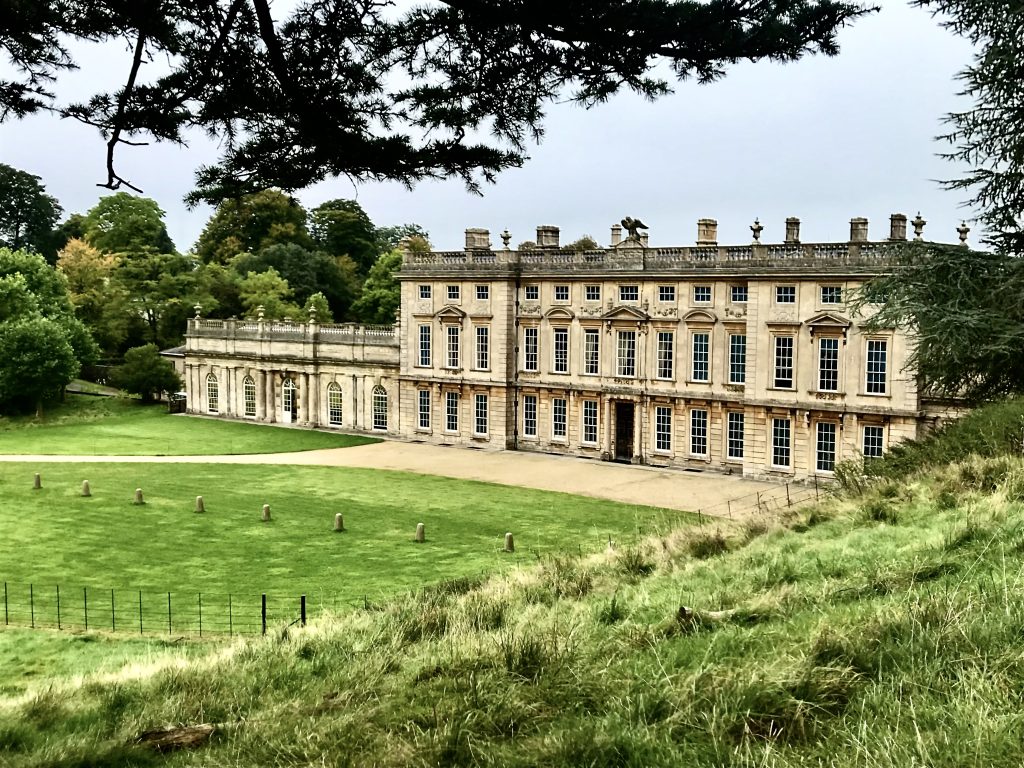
[282,377,297,422]
[327,382,343,426]
[372,385,388,430]
[243,375,256,417]
[206,373,219,414]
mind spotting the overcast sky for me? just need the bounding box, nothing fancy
[0,1,977,253]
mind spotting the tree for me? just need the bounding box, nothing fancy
[57,238,130,355]
[0,164,62,262]
[110,344,182,403]
[351,250,403,325]
[565,235,600,252]
[375,224,430,253]
[310,199,379,275]
[303,292,334,323]
[83,193,175,255]
[238,268,302,320]
[114,251,198,348]
[0,1,869,202]
[0,317,80,416]
[194,190,312,264]
[232,243,355,318]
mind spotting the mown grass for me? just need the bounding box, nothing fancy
[0,462,691,633]
[0,394,379,455]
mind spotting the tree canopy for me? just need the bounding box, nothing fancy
[83,192,176,255]
[0,163,62,262]
[0,0,869,203]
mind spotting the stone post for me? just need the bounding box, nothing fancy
[415,522,425,543]
[133,488,144,505]
[334,513,345,532]
[784,217,801,244]
[81,480,91,497]
[504,532,515,552]
[33,473,41,490]
[262,504,271,522]
[195,496,205,513]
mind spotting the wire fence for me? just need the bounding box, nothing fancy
[693,478,827,524]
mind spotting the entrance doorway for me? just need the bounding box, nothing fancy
[282,378,298,423]
[614,401,635,462]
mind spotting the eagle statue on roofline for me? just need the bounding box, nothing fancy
[621,217,648,241]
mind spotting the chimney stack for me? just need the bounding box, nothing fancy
[888,213,908,241]
[785,217,801,244]
[464,228,490,250]
[536,225,560,248]
[696,218,718,246]
[610,224,622,246]
[849,217,869,243]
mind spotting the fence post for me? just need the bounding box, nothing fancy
[111,589,116,632]
[198,593,202,638]
[814,474,819,500]
[261,593,267,635]
[84,587,88,631]
[56,585,61,630]
[228,594,233,636]
[301,594,306,627]
[139,590,143,634]
[786,483,792,507]
[30,584,34,628]
[3,582,7,626]
[756,492,762,513]
[167,592,172,635]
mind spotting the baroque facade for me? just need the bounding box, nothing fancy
[183,214,956,480]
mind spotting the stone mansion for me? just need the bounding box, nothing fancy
[182,214,960,481]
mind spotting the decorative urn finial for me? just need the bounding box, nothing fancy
[750,218,763,242]
[957,221,970,245]
[912,212,927,240]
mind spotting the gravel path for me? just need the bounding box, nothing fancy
[0,440,810,519]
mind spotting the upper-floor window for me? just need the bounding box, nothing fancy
[729,334,746,384]
[818,337,840,391]
[475,325,489,370]
[524,285,539,301]
[446,325,460,369]
[553,327,569,373]
[418,284,431,299]
[554,285,570,302]
[693,285,712,304]
[619,285,639,302]
[476,284,490,300]
[820,285,843,304]
[523,327,539,371]
[691,332,710,382]
[585,285,601,302]
[775,285,796,304]
[418,324,431,367]
[656,331,674,379]
[730,285,748,303]
[584,329,600,375]
[446,285,460,301]
[773,336,794,388]
[616,330,636,377]
[866,339,888,394]
[658,285,676,302]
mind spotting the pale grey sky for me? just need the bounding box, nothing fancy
[0,1,977,253]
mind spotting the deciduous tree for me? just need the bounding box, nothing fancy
[83,193,176,255]
[110,344,182,403]
[351,250,403,325]
[194,190,312,264]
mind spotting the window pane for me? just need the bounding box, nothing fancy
[553,327,569,373]
[691,332,709,381]
[328,384,343,426]
[584,329,600,375]
[585,285,601,301]
[554,285,569,301]
[657,331,674,379]
[523,395,537,436]
[774,337,794,388]
[524,327,539,371]
[863,425,884,458]
[820,285,842,304]
[816,422,836,471]
[693,285,711,303]
[731,285,748,303]
[690,409,707,455]
[372,386,388,430]
[658,285,676,302]
[476,284,489,300]
[552,398,567,437]
[727,412,744,459]
[776,285,796,303]
[525,285,539,300]
[772,418,791,467]
[418,324,431,367]
[866,340,887,393]
[729,334,746,384]
[583,400,598,444]
[617,331,636,377]
[243,376,256,417]
[445,391,459,431]
[475,326,489,370]
[475,394,488,435]
[818,337,839,391]
[418,389,430,429]
[619,285,639,302]
[655,406,673,452]
[446,326,460,368]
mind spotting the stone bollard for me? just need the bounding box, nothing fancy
[195,495,205,514]
[81,480,91,497]
[262,504,271,522]
[334,513,345,532]
[415,522,425,543]
[503,532,515,553]
[133,488,145,505]
[33,473,41,490]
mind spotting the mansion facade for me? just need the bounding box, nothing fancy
[182,214,958,480]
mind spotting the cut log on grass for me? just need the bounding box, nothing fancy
[663,606,763,636]
[135,723,215,752]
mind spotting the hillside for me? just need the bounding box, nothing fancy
[4,400,1024,767]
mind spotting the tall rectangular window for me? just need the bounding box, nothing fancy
[656,406,673,452]
[585,285,601,302]
[818,337,840,391]
[582,400,598,444]
[553,327,569,373]
[775,285,796,304]
[616,331,636,377]
[774,336,794,388]
[243,377,256,417]
[328,385,343,426]
[772,417,791,467]
[690,409,707,456]
[419,284,432,299]
[727,412,744,459]
[523,327,539,371]
[523,395,538,437]
[446,325,460,368]
[820,285,842,304]
[866,339,888,394]
[729,334,746,384]
[206,376,219,414]
[816,422,837,472]
[552,397,567,438]
[584,329,600,375]
[445,391,459,432]
[656,331,674,379]
[475,326,489,370]
[863,425,884,458]
[474,394,488,435]
[619,285,639,302]
[418,324,431,367]
[691,332,710,382]
[693,285,712,303]
[418,389,431,429]
[730,285,748,303]
[476,284,489,300]
[554,285,570,302]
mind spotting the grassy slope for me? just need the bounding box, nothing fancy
[0,395,378,455]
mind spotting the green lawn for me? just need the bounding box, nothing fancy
[0,462,691,634]
[0,394,378,455]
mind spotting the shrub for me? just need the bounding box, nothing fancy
[688,530,729,559]
[617,546,655,579]
[860,499,898,525]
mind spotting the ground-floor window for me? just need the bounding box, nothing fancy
[474,394,488,436]
[206,373,219,414]
[445,391,459,432]
[727,412,744,459]
[863,425,884,458]
[243,375,256,417]
[816,421,836,472]
[655,406,672,452]
[372,385,388,430]
[418,389,431,429]
[690,409,707,456]
[552,397,567,438]
[282,378,297,420]
[582,399,598,444]
[327,383,343,426]
[772,417,791,468]
[523,395,537,437]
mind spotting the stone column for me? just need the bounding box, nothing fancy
[266,372,277,423]
[301,372,311,425]
[632,398,643,463]
[256,370,266,420]
[222,366,232,416]
[309,372,320,428]
[603,398,612,459]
